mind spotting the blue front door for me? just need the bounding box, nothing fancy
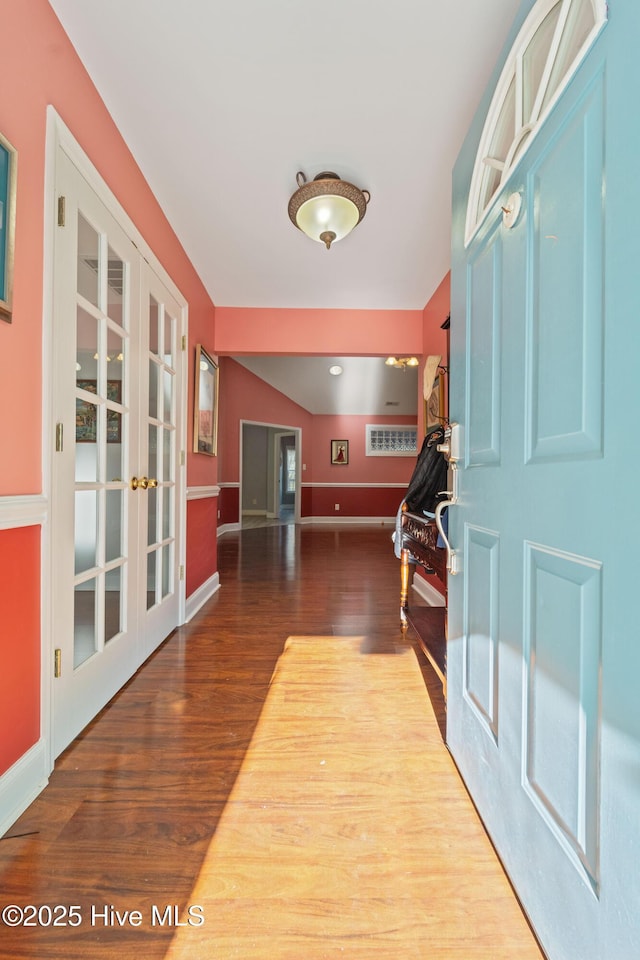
[448,3,640,957]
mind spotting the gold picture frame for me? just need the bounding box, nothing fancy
[424,355,447,430]
[330,440,349,465]
[193,344,218,455]
[0,132,18,322]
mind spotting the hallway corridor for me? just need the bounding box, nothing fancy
[0,524,543,959]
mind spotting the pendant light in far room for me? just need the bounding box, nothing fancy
[288,171,370,249]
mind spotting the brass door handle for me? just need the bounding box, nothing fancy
[130,476,158,490]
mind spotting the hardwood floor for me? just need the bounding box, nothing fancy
[0,523,543,959]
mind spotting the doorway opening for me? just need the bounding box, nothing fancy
[239,421,301,528]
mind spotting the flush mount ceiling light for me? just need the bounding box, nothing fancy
[328,364,343,376]
[288,171,370,250]
[385,356,419,369]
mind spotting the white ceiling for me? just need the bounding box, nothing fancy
[235,355,420,415]
[48,0,522,313]
[48,0,520,415]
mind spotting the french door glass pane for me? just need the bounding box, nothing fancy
[76,306,98,382]
[107,325,125,395]
[148,423,158,481]
[162,428,172,481]
[106,245,125,325]
[147,551,157,609]
[162,486,171,540]
[75,397,99,482]
[105,490,123,563]
[162,544,171,599]
[162,369,173,422]
[75,490,97,574]
[106,411,124,474]
[77,214,100,306]
[149,360,159,419]
[74,579,97,668]
[148,484,157,545]
[105,569,122,644]
[149,295,159,356]
[163,310,174,365]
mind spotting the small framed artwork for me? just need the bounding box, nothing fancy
[194,344,218,455]
[330,440,349,465]
[0,133,18,322]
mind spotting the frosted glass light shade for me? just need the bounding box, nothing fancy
[296,195,360,247]
[288,171,369,249]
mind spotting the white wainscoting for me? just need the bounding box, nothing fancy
[0,495,48,530]
[186,485,220,501]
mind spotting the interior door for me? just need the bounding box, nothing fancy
[447,10,640,960]
[140,270,182,657]
[51,147,183,756]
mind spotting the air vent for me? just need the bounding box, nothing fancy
[82,258,124,295]
[385,401,400,406]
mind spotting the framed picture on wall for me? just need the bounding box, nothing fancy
[330,440,349,465]
[0,133,17,322]
[423,354,447,430]
[193,344,218,455]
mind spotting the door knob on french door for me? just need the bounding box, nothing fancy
[130,476,158,490]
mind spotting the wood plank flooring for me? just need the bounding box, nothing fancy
[0,523,543,959]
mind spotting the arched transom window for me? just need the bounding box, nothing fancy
[465,0,607,244]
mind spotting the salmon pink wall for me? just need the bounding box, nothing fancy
[423,272,450,348]
[310,415,417,485]
[419,272,450,432]
[218,358,314,484]
[0,527,41,772]
[214,307,423,356]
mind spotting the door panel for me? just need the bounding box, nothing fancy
[52,148,183,756]
[53,151,140,755]
[449,17,640,956]
[141,274,181,656]
[523,542,602,890]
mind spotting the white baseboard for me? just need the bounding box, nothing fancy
[0,740,49,837]
[217,522,241,537]
[185,572,221,622]
[412,572,446,607]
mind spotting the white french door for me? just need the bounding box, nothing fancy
[140,268,182,658]
[51,145,184,757]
